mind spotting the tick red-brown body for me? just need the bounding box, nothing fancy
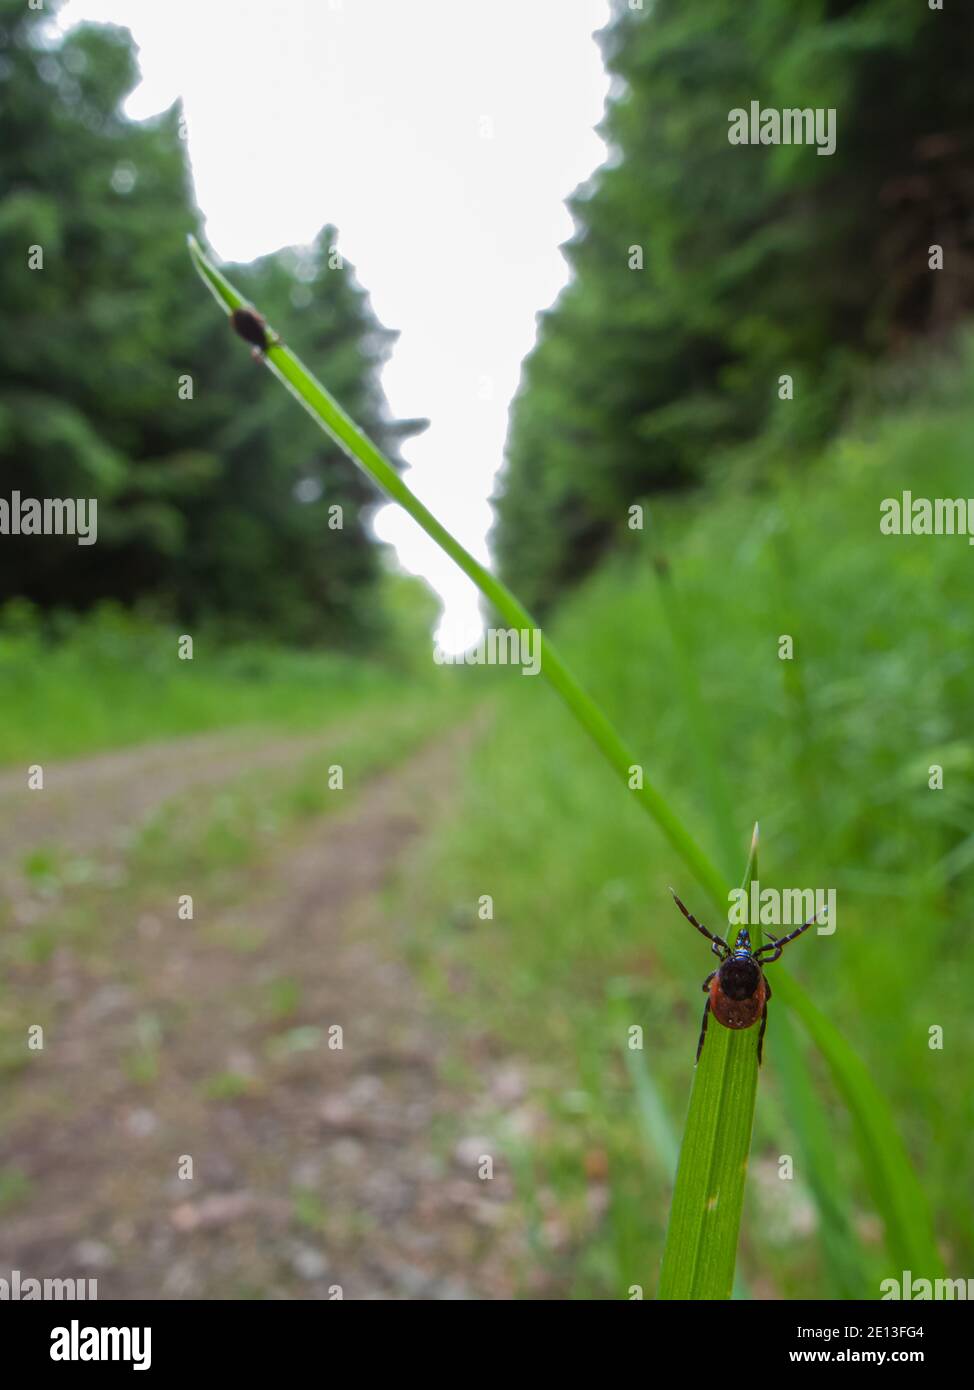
[710,955,766,1030]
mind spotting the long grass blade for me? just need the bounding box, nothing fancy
[657,825,761,1298]
[188,239,942,1296]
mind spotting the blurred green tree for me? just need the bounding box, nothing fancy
[495,0,974,614]
[0,0,424,644]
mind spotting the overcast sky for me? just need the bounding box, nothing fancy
[60,0,612,646]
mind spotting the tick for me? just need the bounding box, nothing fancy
[670,888,819,1065]
[230,306,281,360]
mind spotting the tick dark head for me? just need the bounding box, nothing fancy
[231,306,270,352]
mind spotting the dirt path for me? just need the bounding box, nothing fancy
[0,727,342,872]
[0,725,530,1300]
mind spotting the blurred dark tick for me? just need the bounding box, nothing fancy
[670,888,820,1065]
[231,306,280,360]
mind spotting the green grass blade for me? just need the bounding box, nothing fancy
[621,1036,752,1300]
[768,1006,869,1297]
[658,825,761,1299]
[772,969,942,1279]
[622,1037,679,1176]
[187,234,726,900]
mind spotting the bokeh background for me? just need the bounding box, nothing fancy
[0,0,972,1299]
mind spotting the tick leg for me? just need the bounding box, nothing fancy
[701,970,717,991]
[754,913,820,963]
[671,889,730,959]
[754,930,780,961]
[250,334,281,364]
[755,977,772,1064]
[695,996,712,1064]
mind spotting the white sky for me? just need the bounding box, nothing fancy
[59,0,611,647]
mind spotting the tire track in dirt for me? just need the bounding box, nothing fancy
[0,721,534,1299]
[0,727,342,872]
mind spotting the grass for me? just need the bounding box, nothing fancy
[0,597,437,765]
[397,342,974,1296]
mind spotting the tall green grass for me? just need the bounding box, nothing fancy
[0,591,443,764]
[404,346,974,1296]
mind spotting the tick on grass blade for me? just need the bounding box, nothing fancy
[670,888,820,1065]
[230,306,281,361]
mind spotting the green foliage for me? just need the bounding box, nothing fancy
[0,0,423,643]
[411,348,974,1296]
[0,595,441,763]
[495,0,973,613]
